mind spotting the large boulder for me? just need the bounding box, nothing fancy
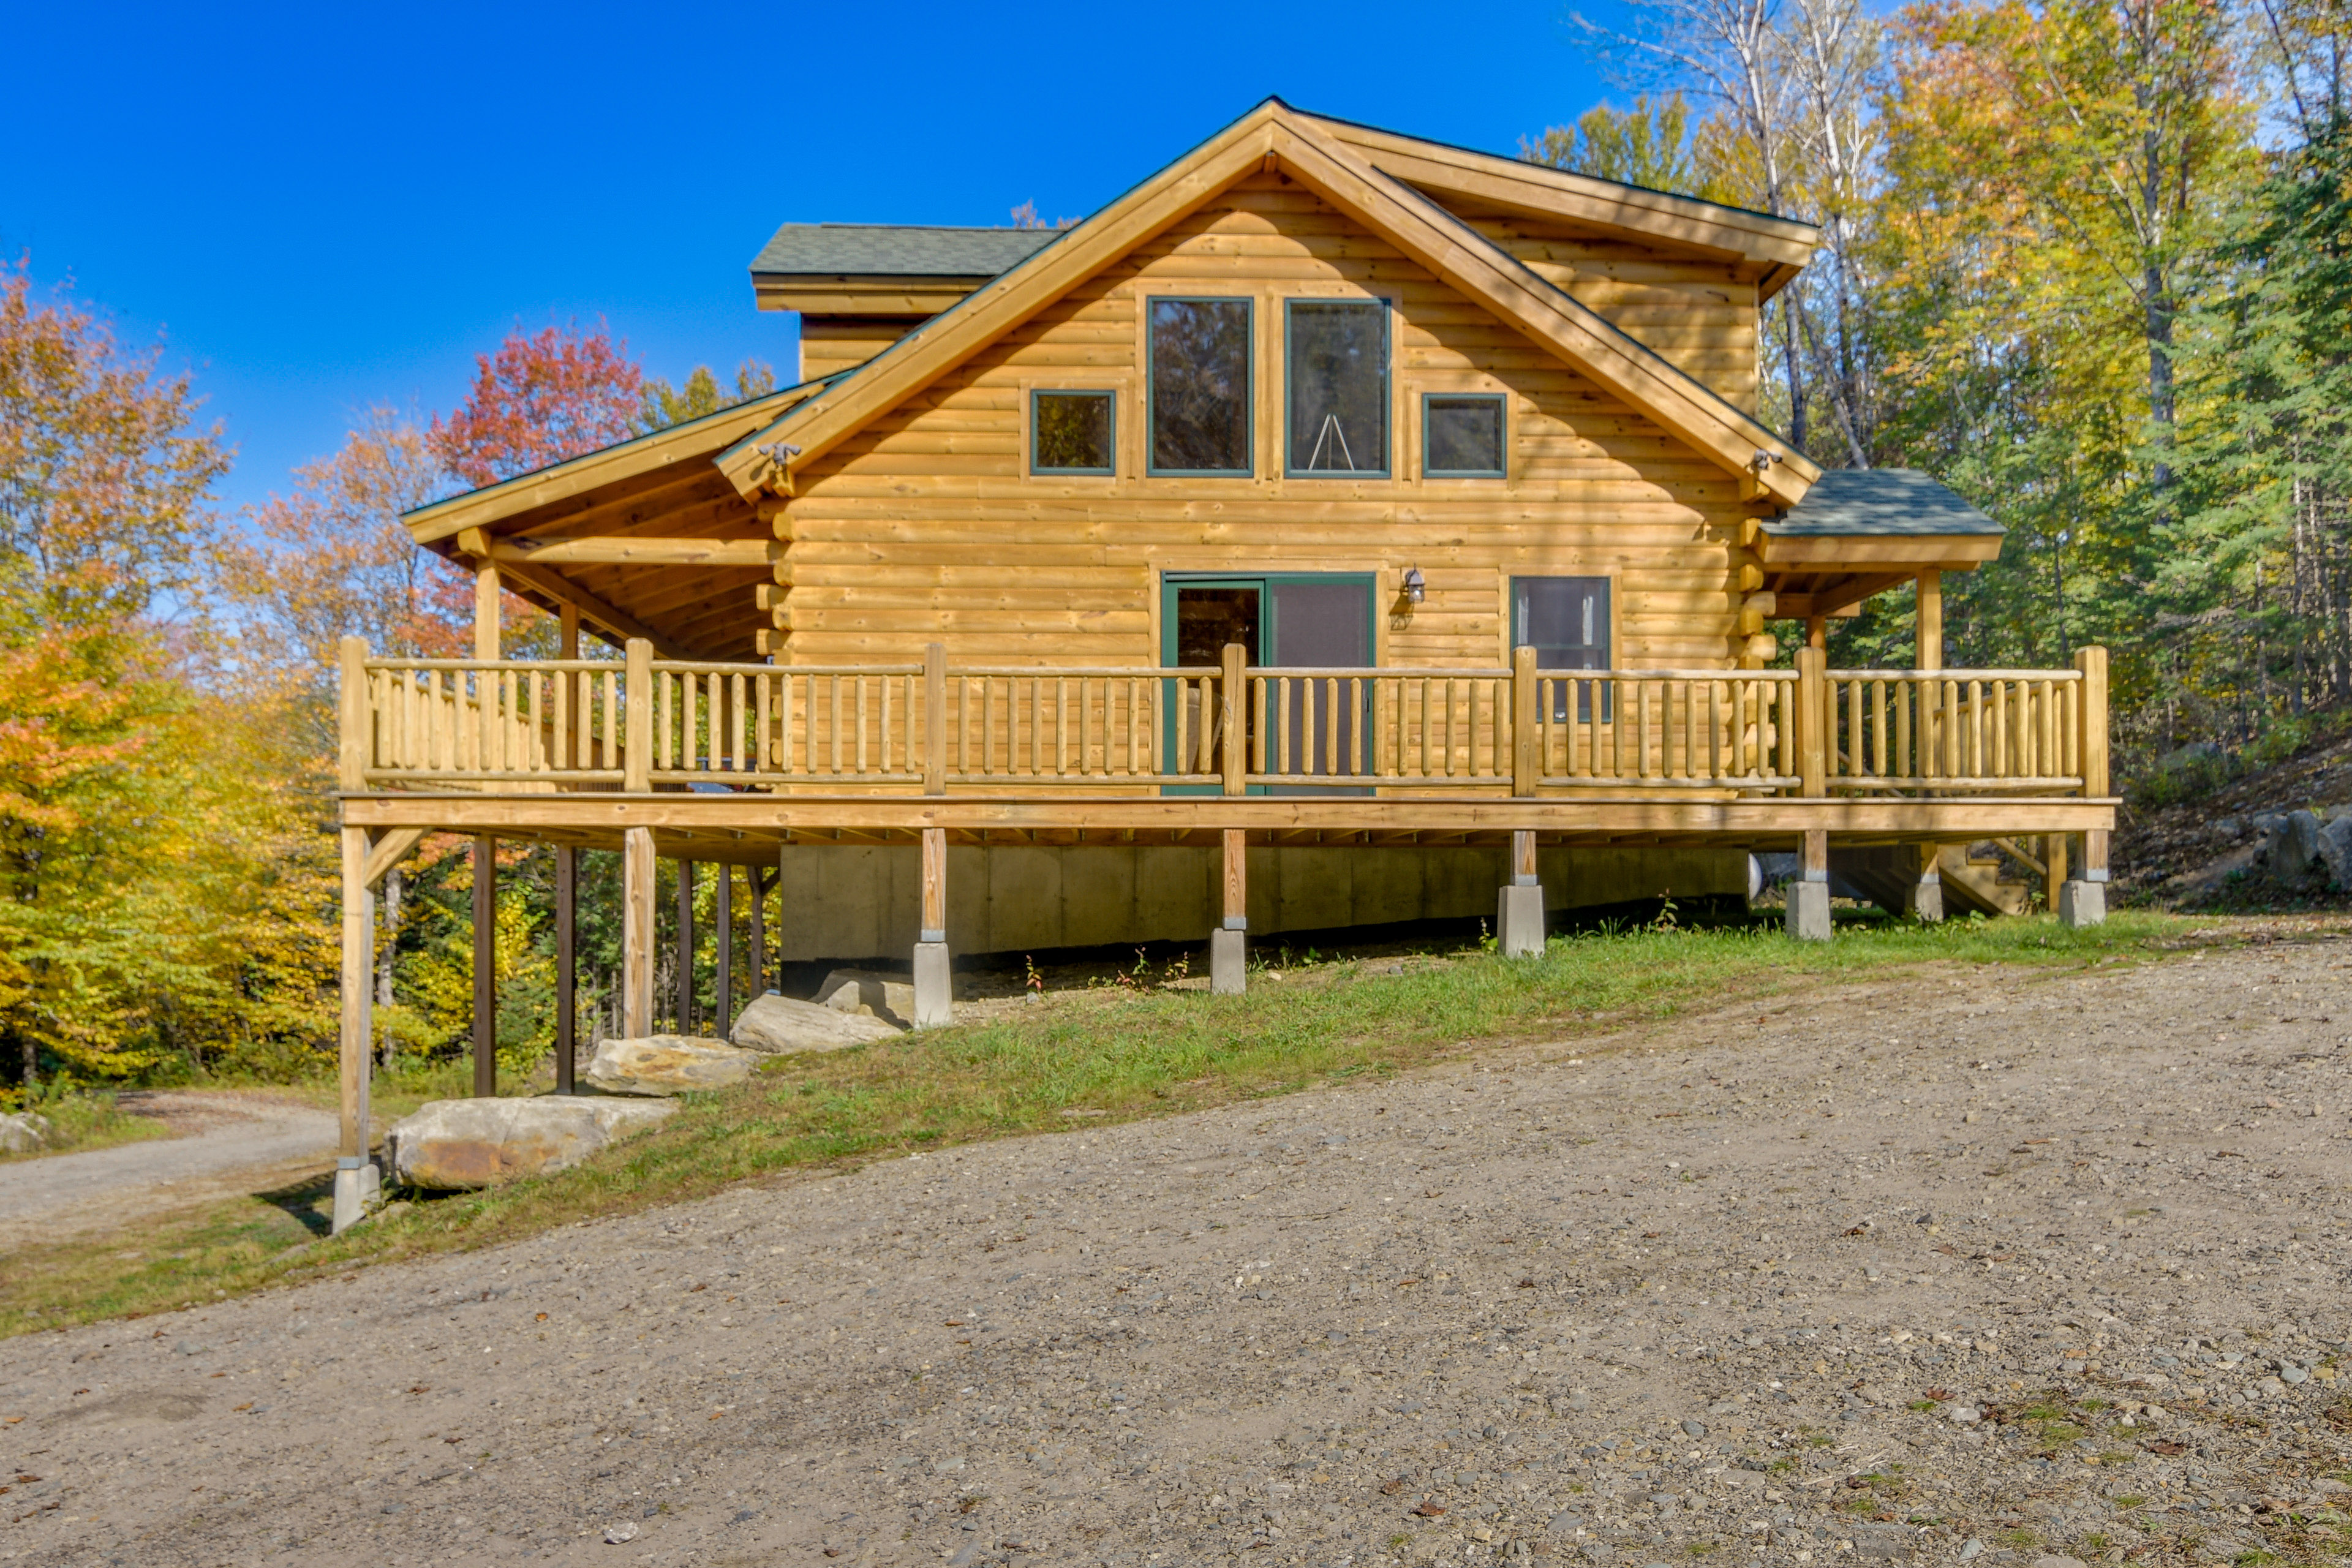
[0,1112,51,1155]
[2321,815,2352,891]
[586,1035,758,1096]
[815,968,916,1027]
[386,1096,676,1190]
[730,991,902,1055]
[2265,809,2324,884]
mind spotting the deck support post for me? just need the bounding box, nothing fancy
[748,869,768,999]
[1905,843,1945,922]
[1498,828,1545,956]
[554,845,577,1092]
[333,825,377,1234]
[1915,569,1942,673]
[1213,828,1248,994]
[2060,827,2108,929]
[675,859,696,1033]
[913,827,951,1028]
[622,828,654,1037]
[1787,827,1832,941]
[714,863,734,1039]
[472,834,496,1097]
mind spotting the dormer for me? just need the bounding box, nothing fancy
[750,224,1061,382]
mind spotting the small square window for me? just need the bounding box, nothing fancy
[1424,393,1507,478]
[1031,390,1115,475]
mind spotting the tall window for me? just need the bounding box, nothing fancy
[1148,298,1252,475]
[1514,576,1611,718]
[1286,300,1389,477]
[1031,390,1114,475]
[1423,393,1506,478]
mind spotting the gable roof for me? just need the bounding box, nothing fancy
[749,224,1061,284]
[715,99,1821,505]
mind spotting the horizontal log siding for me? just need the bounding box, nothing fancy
[774,172,1753,669]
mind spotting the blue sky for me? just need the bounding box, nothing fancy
[6,1,1626,514]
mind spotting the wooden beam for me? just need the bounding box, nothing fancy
[1223,828,1248,927]
[1770,575,1909,619]
[921,827,947,941]
[492,556,714,660]
[714,860,733,1040]
[339,826,372,1161]
[1756,533,2003,567]
[362,826,430,890]
[490,536,780,568]
[1917,568,1943,673]
[472,834,496,1098]
[623,826,655,1038]
[555,844,576,1095]
[675,858,696,1034]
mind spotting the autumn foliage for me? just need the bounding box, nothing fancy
[427,322,644,488]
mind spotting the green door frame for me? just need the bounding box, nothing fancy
[1159,571,1378,794]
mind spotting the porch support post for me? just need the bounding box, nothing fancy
[675,859,696,1034]
[1213,828,1248,995]
[2060,827,2108,929]
[748,868,769,998]
[1805,616,1827,653]
[473,558,500,663]
[1787,827,1833,941]
[1497,827,1545,957]
[913,827,952,1028]
[1915,569,1942,673]
[1905,843,1945,922]
[2060,645,2110,929]
[472,834,496,1097]
[714,862,734,1039]
[622,827,655,1037]
[554,845,576,1093]
[333,824,377,1235]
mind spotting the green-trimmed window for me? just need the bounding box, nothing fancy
[1147,297,1252,475]
[1423,393,1507,478]
[1286,299,1389,477]
[1031,390,1115,475]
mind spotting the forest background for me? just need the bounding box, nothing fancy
[2,0,2346,1096]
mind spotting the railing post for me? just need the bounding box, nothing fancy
[1511,644,1539,797]
[338,636,369,793]
[2075,645,2109,797]
[924,642,947,795]
[1221,642,1247,796]
[1795,645,1827,797]
[624,638,654,793]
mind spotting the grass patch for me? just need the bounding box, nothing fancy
[0,1089,178,1163]
[0,911,2198,1334]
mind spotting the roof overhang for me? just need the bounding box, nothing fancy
[1755,468,2006,617]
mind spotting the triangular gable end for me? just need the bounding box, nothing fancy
[717,100,1820,508]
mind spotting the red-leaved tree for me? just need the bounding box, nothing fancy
[428,322,644,489]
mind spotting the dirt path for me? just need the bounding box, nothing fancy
[0,1092,337,1241]
[7,933,2352,1568]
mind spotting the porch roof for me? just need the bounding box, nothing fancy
[749,224,1061,282]
[1762,469,2002,538]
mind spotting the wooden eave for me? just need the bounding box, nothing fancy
[403,381,823,547]
[752,276,993,316]
[717,100,1820,506]
[1757,533,2004,568]
[1310,114,1819,299]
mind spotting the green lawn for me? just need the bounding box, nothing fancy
[0,911,2207,1335]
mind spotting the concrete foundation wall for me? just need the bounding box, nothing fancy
[771,844,1747,962]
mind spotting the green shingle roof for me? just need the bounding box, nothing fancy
[1764,469,2003,537]
[749,223,1061,279]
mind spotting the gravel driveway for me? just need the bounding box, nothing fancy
[6,929,2352,1568]
[0,1093,337,1240]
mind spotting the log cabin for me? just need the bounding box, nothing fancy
[329,100,2114,1224]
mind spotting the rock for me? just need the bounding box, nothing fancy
[585,1035,757,1096]
[2031,1556,2087,1568]
[729,991,902,1054]
[0,1111,52,1154]
[385,1096,676,1190]
[603,1522,638,1545]
[2280,1363,2309,1385]
[1950,1404,1983,1423]
[815,968,917,1027]
[1956,1541,1984,1562]
[2265,810,2323,881]
[2319,815,2352,889]
[1547,1510,1583,1536]
[1680,1418,1707,1438]
[2212,816,2243,841]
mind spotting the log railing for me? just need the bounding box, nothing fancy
[337,637,2111,801]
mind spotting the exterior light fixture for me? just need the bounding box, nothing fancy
[1403,566,1426,604]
